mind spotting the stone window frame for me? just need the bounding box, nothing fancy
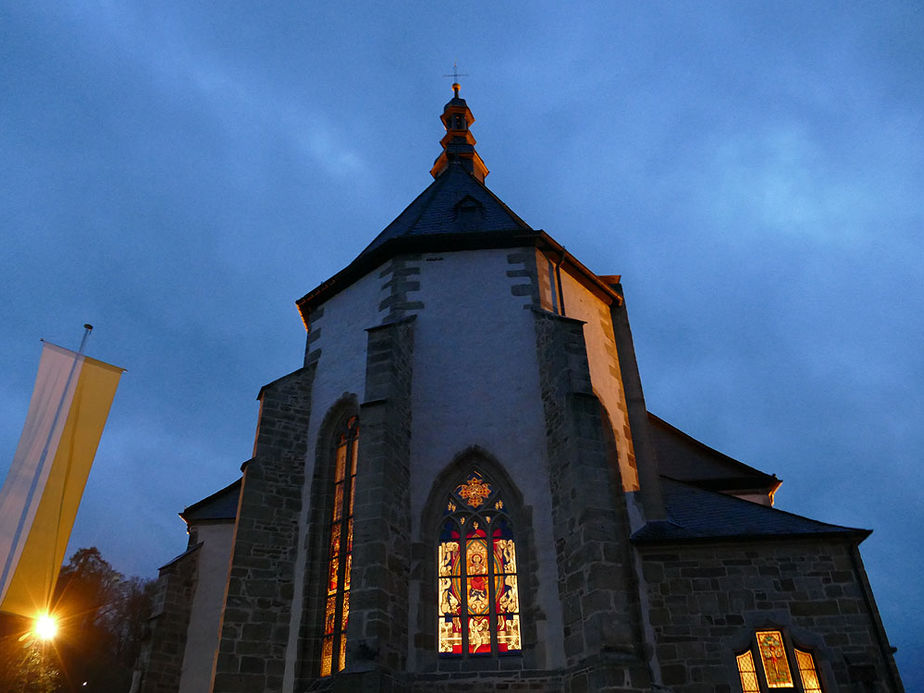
[417,446,539,673]
[297,394,361,682]
[733,627,826,693]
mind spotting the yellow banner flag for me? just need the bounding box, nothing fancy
[0,342,122,618]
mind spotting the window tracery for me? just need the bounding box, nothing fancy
[437,470,521,656]
[320,416,358,677]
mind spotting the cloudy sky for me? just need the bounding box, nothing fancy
[2,1,921,683]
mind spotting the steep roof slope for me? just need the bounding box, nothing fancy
[358,161,533,258]
[632,477,868,543]
[648,412,780,497]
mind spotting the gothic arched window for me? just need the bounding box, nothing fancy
[437,470,521,656]
[320,415,358,677]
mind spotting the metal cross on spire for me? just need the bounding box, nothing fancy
[443,62,468,97]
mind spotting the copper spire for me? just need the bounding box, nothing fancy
[430,81,489,182]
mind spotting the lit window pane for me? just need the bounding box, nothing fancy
[497,613,521,652]
[496,575,519,614]
[494,536,517,574]
[736,651,760,693]
[757,630,793,687]
[333,484,344,521]
[455,471,493,509]
[321,636,333,677]
[327,557,339,595]
[335,443,346,482]
[468,616,491,653]
[341,591,350,630]
[795,649,822,692]
[328,524,341,558]
[324,596,336,635]
[439,540,460,578]
[439,615,462,653]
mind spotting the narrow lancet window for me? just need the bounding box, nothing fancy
[756,630,794,688]
[438,470,521,656]
[321,416,358,676]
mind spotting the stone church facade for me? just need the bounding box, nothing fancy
[138,86,904,692]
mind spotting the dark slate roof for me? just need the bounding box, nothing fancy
[357,160,534,258]
[632,477,869,544]
[648,412,781,494]
[180,478,241,524]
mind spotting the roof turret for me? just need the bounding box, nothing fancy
[430,82,489,182]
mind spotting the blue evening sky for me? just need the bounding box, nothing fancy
[1,1,921,683]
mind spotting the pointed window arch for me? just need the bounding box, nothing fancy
[320,415,359,677]
[437,469,521,656]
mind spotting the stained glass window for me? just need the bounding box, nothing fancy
[737,631,823,692]
[438,470,521,656]
[795,649,822,693]
[736,651,760,693]
[756,630,793,688]
[320,416,358,677]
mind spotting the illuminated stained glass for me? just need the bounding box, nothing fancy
[320,416,358,676]
[757,631,793,688]
[497,613,521,651]
[736,651,760,693]
[333,484,344,521]
[437,471,521,657]
[320,637,333,677]
[795,649,822,692]
[324,596,336,634]
[468,616,491,653]
[327,557,339,595]
[455,471,493,508]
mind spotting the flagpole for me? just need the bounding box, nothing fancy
[77,324,93,355]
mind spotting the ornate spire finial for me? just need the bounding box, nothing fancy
[430,68,488,182]
[443,62,467,98]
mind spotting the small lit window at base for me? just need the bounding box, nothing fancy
[795,649,822,693]
[736,651,760,693]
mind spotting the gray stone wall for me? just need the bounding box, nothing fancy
[378,256,424,322]
[211,365,317,693]
[531,308,651,692]
[140,547,200,693]
[332,316,416,689]
[638,539,904,692]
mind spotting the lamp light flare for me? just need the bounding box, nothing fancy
[34,613,58,641]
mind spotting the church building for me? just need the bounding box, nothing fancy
[138,85,904,692]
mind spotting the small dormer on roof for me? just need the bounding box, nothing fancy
[430,82,489,182]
